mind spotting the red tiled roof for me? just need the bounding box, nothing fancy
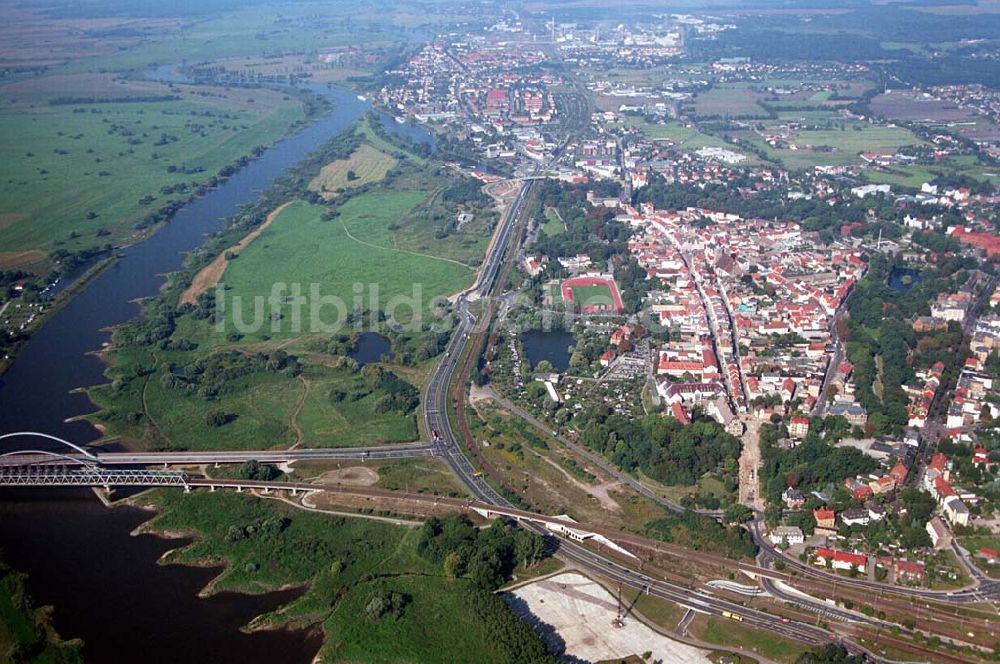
[815,548,867,567]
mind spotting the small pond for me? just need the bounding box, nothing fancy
[349,332,392,366]
[889,266,922,293]
[521,330,575,372]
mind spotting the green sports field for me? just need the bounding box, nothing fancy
[570,284,615,308]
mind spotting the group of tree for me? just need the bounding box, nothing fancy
[531,180,630,264]
[845,253,980,436]
[579,414,741,487]
[235,460,281,481]
[795,644,866,664]
[361,364,419,414]
[160,349,302,400]
[224,514,290,543]
[759,423,878,506]
[416,515,548,591]
[645,510,758,559]
[0,557,83,663]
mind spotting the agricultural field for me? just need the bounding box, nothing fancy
[871,89,1000,143]
[308,143,397,200]
[87,348,418,451]
[0,77,304,271]
[692,86,769,118]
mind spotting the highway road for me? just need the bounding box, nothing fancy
[0,443,437,467]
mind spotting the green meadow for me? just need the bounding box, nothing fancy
[570,284,615,308]
[88,348,418,450]
[210,197,473,341]
[0,87,303,270]
[142,490,554,663]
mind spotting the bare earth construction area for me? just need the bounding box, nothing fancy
[508,572,711,664]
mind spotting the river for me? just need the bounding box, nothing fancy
[0,76,434,662]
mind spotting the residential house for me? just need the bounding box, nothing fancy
[769,526,805,547]
[783,487,806,509]
[814,548,867,573]
[789,416,810,438]
[926,516,952,549]
[841,507,870,527]
[894,559,925,584]
[814,508,836,532]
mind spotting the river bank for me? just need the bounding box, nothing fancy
[0,488,323,663]
[0,85,329,378]
[0,75,445,662]
[0,253,115,378]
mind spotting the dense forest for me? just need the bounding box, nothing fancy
[578,414,741,487]
[689,5,1000,88]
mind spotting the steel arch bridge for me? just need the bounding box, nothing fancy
[0,431,188,489]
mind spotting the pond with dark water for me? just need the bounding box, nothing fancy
[521,329,575,372]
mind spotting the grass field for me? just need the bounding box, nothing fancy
[287,457,470,497]
[0,84,303,270]
[570,284,615,308]
[210,198,472,341]
[141,490,552,663]
[749,123,924,170]
[469,402,666,533]
[87,349,418,450]
[61,5,404,74]
[308,143,397,200]
[618,118,727,148]
[688,615,808,663]
[541,207,564,236]
[863,155,1000,189]
[0,84,302,261]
